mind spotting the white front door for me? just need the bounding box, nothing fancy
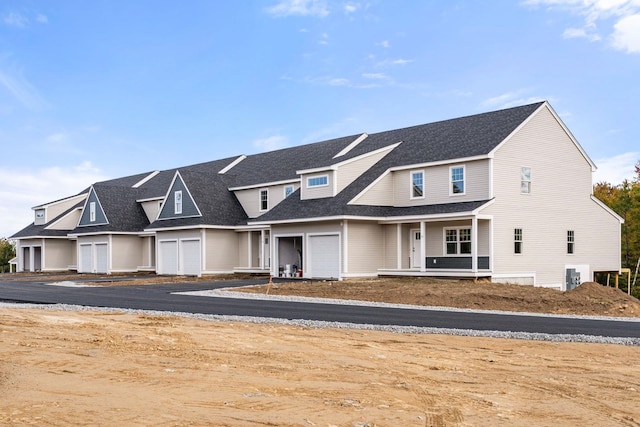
[410,229,421,268]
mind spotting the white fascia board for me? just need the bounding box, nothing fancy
[296,165,338,175]
[333,133,368,158]
[13,235,70,240]
[228,178,300,192]
[32,193,87,210]
[68,231,142,237]
[233,225,271,231]
[249,215,383,226]
[144,224,237,232]
[378,213,477,224]
[136,196,165,203]
[131,171,160,188]
[591,195,625,223]
[388,153,490,173]
[219,155,247,174]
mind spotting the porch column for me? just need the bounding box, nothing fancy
[247,232,252,268]
[420,221,426,272]
[260,229,265,270]
[472,216,478,273]
[396,224,402,270]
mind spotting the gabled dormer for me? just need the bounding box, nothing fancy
[157,171,202,220]
[32,193,87,225]
[298,142,401,200]
[77,187,108,227]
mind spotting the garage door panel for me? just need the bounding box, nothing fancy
[309,235,339,279]
[80,245,92,273]
[160,241,178,275]
[95,244,108,274]
[181,240,201,276]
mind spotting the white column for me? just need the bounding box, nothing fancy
[420,221,426,272]
[260,229,265,270]
[396,224,402,270]
[247,232,252,268]
[472,216,478,272]
[343,220,348,274]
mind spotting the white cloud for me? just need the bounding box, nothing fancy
[253,135,290,152]
[375,58,414,67]
[344,2,361,13]
[482,90,549,109]
[611,13,640,52]
[524,0,640,53]
[362,72,389,80]
[378,40,390,48]
[0,66,48,111]
[36,14,48,24]
[319,33,329,45]
[0,162,109,239]
[266,0,330,17]
[593,151,640,184]
[3,12,28,28]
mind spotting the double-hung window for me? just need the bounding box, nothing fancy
[521,167,531,194]
[89,202,96,222]
[450,166,465,195]
[174,190,183,215]
[514,228,522,254]
[260,189,268,211]
[567,230,575,254]
[411,170,424,199]
[284,185,294,198]
[445,228,471,255]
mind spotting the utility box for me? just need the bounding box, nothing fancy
[566,268,581,290]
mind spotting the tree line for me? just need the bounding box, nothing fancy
[593,160,640,294]
[0,238,16,273]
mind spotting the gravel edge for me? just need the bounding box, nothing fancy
[2,302,639,346]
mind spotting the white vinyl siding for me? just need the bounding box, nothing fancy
[335,145,395,194]
[234,183,299,218]
[345,221,383,276]
[481,104,620,286]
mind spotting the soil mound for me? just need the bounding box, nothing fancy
[563,282,640,317]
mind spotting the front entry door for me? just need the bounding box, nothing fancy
[410,229,421,268]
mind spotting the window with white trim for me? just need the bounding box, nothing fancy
[521,167,531,194]
[450,166,465,195]
[174,190,182,215]
[284,185,294,198]
[514,228,522,254]
[567,230,575,254]
[35,210,45,220]
[307,175,328,188]
[89,202,96,222]
[445,227,471,255]
[411,170,424,199]
[260,189,268,211]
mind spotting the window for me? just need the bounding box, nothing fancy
[451,166,465,195]
[174,190,182,215]
[35,210,45,219]
[411,171,424,198]
[89,202,96,222]
[567,230,575,254]
[514,228,522,254]
[445,228,472,255]
[521,167,531,194]
[307,175,328,187]
[260,189,268,211]
[284,185,294,198]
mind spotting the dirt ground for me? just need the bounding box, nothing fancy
[1,275,640,426]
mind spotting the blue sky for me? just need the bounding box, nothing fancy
[1,0,639,238]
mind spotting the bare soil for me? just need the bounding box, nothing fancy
[1,275,640,426]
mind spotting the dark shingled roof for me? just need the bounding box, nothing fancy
[11,200,85,238]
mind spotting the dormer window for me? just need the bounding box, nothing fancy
[284,185,294,198]
[35,210,45,219]
[89,202,96,222]
[307,175,328,188]
[174,191,182,215]
[260,189,268,211]
[411,170,424,199]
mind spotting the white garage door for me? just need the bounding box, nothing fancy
[95,244,108,274]
[80,244,92,273]
[159,241,178,275]
[308,235,340,279]
[181,240,201,276]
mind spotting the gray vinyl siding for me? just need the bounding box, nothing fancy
[43,239,75,270]
[392,160,491,207]
[300,172,335,200]
[205,229,237,272]
[111,235,143,272]
[336,147,394,194]
[382,224,398,268]
[482,104,620,286]
[353,172,394,206]
[78,190,108,226]
[346,221,383,275]
[158,175,200,220]
[235,183,300,218]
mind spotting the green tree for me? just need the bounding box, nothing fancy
[0,238,16,273]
